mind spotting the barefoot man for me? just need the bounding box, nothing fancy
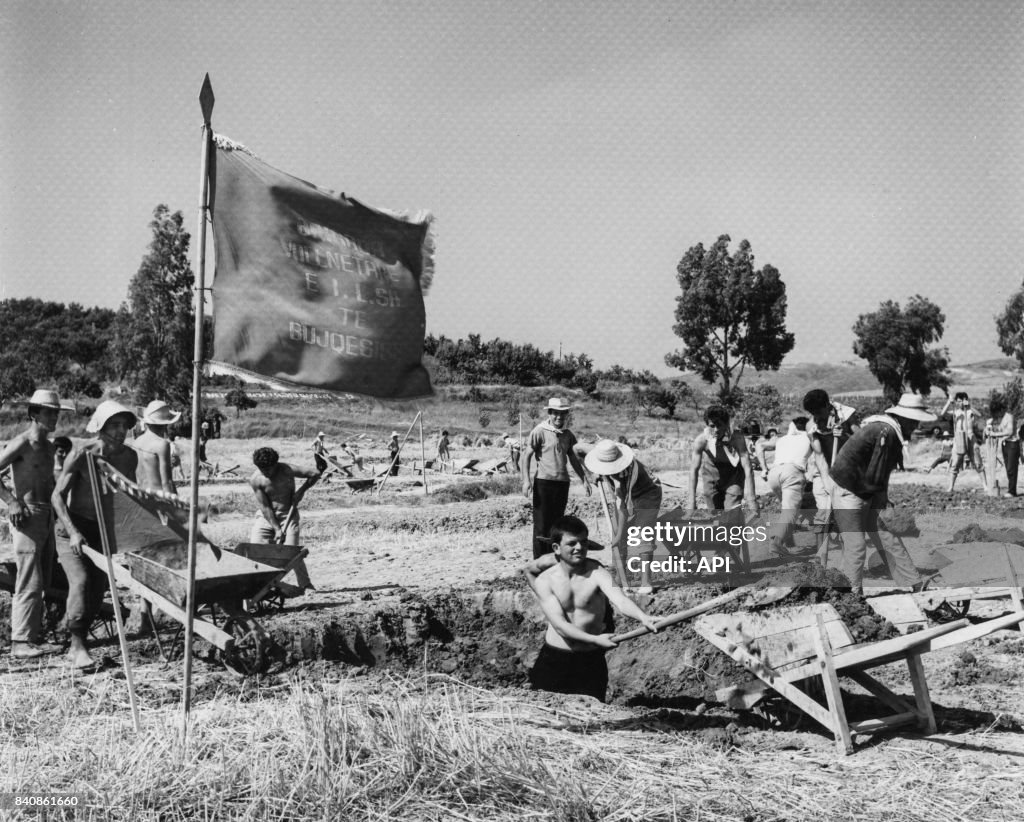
[134,400,181,494]
[0,389,64,659]
[524,515,658,702]
[52,400,139,669]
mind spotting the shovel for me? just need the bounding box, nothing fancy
[609,583,795,644]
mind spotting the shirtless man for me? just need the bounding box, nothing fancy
[248,447,320,545]
[523,515,658,702]
[0,390,64,659]
[133,400,181,494]
[52,400,139,669]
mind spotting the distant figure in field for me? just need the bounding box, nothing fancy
[388,432,401,476]
[134,400,181,495]
[924,432,953,473]
[523,398,591,559]
[985,395,1020,496]
[764,417,813,559]
[523,516,658,702]
[802,389,860,554]
[942,391,984,493]
[436,430,452,472]
[0,390,64,659]
[53,400,139,669]
[338,441,365,473]
[504,433,522,472]
[311,431,330,480]
[248,447,321,546]
[53,436,73,476]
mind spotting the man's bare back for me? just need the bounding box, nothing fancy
[133,430,174,494]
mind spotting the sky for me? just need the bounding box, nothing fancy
[2,1,1023,377]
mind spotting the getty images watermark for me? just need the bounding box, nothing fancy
[622,519,770,585]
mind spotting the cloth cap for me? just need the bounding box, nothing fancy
[885,393,937,423]
[584,439,635,475]
[87,400,138,433]
[142,400,182,425]
[27,389,62,410]
[545,397,572,412]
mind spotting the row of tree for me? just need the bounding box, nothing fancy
[5,210,1024,414]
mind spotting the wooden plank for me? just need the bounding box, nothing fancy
[848,712,918,735]
[832,619,969,670]
[82,546,232,650]
[865,593,928,634]
[699,628,836,732]
[927,611,1024,650]
[906,652,937,733]
[814,612,854,755]
[846,669,916,716]
[913,587,1011,610]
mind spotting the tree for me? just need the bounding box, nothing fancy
[996,283,1024,368]
[113,205,195,406]
[224,387,258,417]
[666,235,795,394]
[851,295,951,405]
[0,354,35,402]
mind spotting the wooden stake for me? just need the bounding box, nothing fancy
[419,412,428,495]
[85,453,141,733]
[376,411,421,495]
[596,480,629,589]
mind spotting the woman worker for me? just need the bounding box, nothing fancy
[687,405,760,524]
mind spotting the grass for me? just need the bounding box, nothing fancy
[1,669,1019,821]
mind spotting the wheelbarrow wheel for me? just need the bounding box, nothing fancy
[221,616,269,676]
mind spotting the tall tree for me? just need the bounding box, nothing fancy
[851,295,951,405]
[996,281,1024,368]
[666,235,795,394]
[113,205,195,405]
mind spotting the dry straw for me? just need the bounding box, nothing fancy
[0,666,1020,821]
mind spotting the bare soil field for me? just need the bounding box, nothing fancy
[1,436,1023,820]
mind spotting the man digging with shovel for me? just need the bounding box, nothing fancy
[523,515,659,702]
[249,447,320,592]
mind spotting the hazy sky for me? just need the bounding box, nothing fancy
[2,1,1022,376]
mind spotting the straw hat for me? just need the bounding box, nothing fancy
[584,439,635,475]
[885,393,937,423]
[27,389,62,410]
[142,400,181,425]
[87,400,138,433]
[317,431,325,438]
[390,431,399,438]
[545,397,572,412]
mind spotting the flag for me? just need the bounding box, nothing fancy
[208,136,434,398]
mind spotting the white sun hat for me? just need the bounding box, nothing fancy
[584,439,635,475]
[885,393,938,423]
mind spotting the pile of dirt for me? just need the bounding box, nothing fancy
[949,523,1024,546]
[888,486,1024,516]
[940,649,1020,687]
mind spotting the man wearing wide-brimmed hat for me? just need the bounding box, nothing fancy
[0,389,65,658]
[52,399,139,669]
[523,397,591,559]
[134,399,181,495]
[388,431,401,476]
[585,439,662,594]
[828,392,935,594]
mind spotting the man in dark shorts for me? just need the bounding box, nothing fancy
[523,516,658,701]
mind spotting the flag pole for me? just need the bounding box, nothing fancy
[182,74,215,736]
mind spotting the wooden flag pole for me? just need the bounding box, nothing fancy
[85,454,141,732]
[419,412,429,495]
[182,74,215,736]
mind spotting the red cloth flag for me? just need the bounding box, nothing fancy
[208,136,434,398]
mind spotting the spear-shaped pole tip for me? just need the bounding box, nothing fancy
[199,74,215,124]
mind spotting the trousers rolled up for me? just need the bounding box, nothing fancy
[57,514,110,637]
[767,463,805,550]
[830,485,921,592]
[12,503,56,643]
[532,478,570,559]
